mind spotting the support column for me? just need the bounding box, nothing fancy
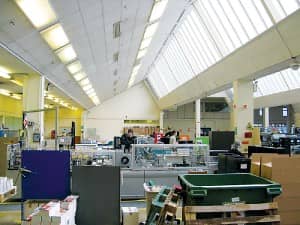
[23,74,45,149]
[195,99,201,138]
[159,111,164,133]
[295,113,300,127]
[264,107,269,128]
[232,80,254,142]
[82,110,88,140]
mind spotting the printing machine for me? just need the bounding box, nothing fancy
[73,143,220,199]
[119,143,216,199]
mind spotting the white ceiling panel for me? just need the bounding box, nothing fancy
[0,0,188,108]
[0,0,94,109]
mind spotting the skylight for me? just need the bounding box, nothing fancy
[146,0,300,99]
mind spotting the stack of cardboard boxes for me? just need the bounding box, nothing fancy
[251,153,300,225]
[121,207,139,225]
[0,177,14,194]
[22,195,78,225]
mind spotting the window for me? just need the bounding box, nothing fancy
[264,0,300,22]
[146,0,300,98]
[282,107,288,117]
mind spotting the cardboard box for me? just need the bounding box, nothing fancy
[122,207,139,225]
[248,154,300,225]
[279,211,300,225]
[276,196,300,212]
[250,153,262,176]
[251,154,261,163]
[250,162,260,176]
[278,183,300,198]
[272,157,300,183]
[261,162,272,179]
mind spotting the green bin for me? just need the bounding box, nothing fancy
[179,173,281,205]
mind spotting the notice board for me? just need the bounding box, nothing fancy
[22,150,70,200]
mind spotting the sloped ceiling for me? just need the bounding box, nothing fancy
[0,0,188,109]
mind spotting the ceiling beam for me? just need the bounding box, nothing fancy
[254,88,300,109]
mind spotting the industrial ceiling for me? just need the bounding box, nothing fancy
[0,0,188,109]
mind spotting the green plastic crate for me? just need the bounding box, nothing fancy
[179,173,282,206]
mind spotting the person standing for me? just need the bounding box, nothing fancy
[120,129,135,153]
[169,130,177,144]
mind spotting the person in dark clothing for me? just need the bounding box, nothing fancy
[120,129,135,153]
[165,127,173,137]
[229,142,243,156]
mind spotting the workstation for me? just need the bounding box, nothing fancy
[1,0,300,225]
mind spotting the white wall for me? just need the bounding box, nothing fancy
[84,83,160,141]
[164,115,230,140]
[164,108,231,140]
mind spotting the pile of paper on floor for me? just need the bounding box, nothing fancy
[0,177,14,193]
[22,195,78,225]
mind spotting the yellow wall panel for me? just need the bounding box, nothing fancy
[0,95,22,117]
[44,108,82,137]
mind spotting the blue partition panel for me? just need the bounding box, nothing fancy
[22,150,70,200]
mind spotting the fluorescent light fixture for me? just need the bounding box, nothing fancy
[82,84,92,91]
[113,21,121,38]
[46,94,54,100]
[11,94,21,100]
[40,23,69,50]
[44,104,54,109]
[55,44,77,64]
[73,71,86,81]
[140,38,152,49]
[0,71,11,79]
[143,22,159,39]
[0,89,10,96]
[15,0,57,29]
[132,65,141,74]
[67,61,82,74]
[137,48,147,59]
[127,65,140,88]
[128,80,134,88]
[149,0,168,22]
[88,91,96,98]
[10,79,23,86]
[91,96,100,105]
[127,73,137,88]
[79,78,90,86]
[85,88,94,95]
[132,71,138,79]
